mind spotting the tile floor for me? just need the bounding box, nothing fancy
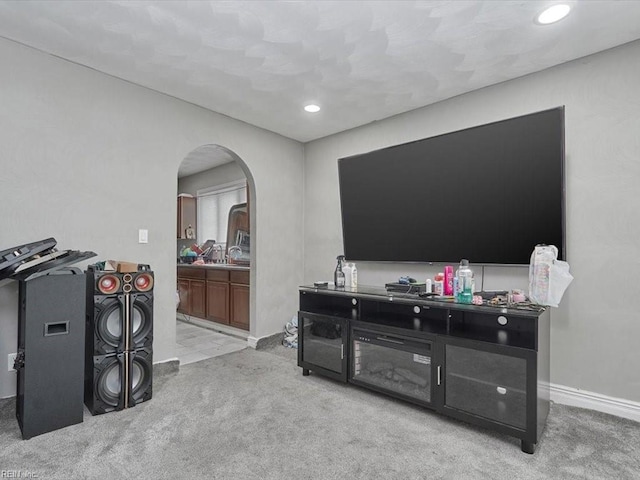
[176,320,247,365]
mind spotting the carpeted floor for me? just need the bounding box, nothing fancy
[1,346,639,479]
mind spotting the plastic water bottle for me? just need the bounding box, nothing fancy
[456,259,474,304]
[343,263,353,288]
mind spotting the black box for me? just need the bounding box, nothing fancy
[384,282,426,294]
[16,272,85,439]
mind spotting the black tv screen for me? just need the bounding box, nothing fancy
[338,107,565,265]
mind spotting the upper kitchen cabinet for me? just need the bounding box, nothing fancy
[177,195,197,239]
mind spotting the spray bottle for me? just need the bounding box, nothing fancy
[334,255,346,288]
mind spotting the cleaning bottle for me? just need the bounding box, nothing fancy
[444,265,454,295]
[457,259,474,304]
[434,272,444,296]
[334,255,346,288]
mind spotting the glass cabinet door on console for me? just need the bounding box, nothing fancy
[351,327,434,407]
[298,291,357,382]
[298,312,348,381]
[439,336,537,453]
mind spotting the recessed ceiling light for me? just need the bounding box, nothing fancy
[536,4,571,25]
[304,104,320,113]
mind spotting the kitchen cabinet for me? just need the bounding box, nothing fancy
[177,266,249,331]
[177,196,197,239]
[206,269,229,324]
[230,270,250,330]
[176,267,205,317]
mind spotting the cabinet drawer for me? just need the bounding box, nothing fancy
[177,267,205,279]
[206,269,229,282]
[230,270,249,285]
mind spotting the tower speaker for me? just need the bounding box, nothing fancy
[16,272,86,439]
[84,265,153,415]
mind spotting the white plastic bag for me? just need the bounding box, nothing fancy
[528,245,573,307]
[547,260,573,307]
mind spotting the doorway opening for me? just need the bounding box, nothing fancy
[174,144,256,365]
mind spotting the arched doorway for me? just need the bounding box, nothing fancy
[174,144,256,365]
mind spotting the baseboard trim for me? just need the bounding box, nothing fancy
[549,383,640,423]
[247,332,285,350]
[177,315,249,340]
[153,358,180,377]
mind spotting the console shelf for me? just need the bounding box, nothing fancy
[298,285,550,454]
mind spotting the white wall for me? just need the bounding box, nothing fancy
[0,38,304,398]
[303,40,640,403]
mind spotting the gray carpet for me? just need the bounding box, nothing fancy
[1,346,639,479]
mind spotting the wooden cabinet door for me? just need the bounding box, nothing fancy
[190,280,206,318]
[206,281,229,324]
[230,284,250,330]
[177,279,190,314]
[177,196,197,239]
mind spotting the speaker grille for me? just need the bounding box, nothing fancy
[95,297,124,350]
[131,295,153,346]
[97,274,121,294]
[130,350,152,403]
[96,355,122,407]
[134,272,154,292]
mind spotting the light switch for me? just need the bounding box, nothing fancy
[138,229,149,244]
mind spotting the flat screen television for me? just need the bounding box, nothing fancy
[338,107,565,265]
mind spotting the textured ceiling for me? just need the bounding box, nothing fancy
[178,144,235,177]
[2,0,640,149]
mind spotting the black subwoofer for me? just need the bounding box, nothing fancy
[16,272,86,439]
[87,292,153,355]
[85,265,153,415]
[85,349,153,414]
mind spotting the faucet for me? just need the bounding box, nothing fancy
[211,244,222,263]
[228,246,242,263]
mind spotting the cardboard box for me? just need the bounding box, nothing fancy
[104,260,140,273]
[114,261,138,273]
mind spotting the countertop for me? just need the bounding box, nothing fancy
[177,263,250,271]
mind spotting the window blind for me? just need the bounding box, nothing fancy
[197,182,247,245]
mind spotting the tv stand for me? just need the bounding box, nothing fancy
[297,285,550,454]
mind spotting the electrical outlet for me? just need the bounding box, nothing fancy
[8,353,17,372]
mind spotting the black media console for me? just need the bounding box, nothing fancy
[298,285,550,454]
